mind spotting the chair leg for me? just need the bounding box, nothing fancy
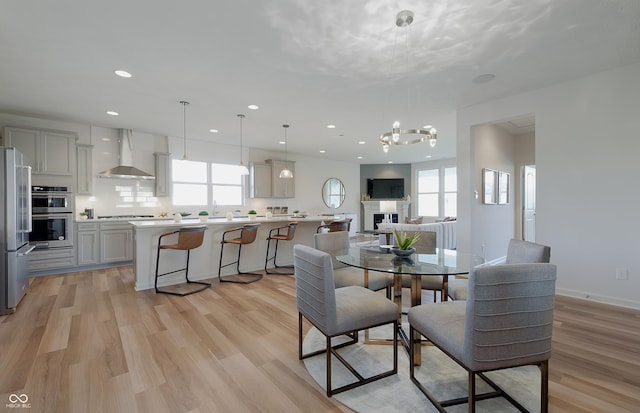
[541,360,549,413]
[468,371,476,413]
[156,247,210,296]
[219,243,263,284]
[326,335,332,397]
[265,238,294,275]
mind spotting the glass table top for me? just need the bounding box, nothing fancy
[336,246,484,276]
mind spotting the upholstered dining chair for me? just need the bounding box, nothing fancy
[314,231,392,297]
[294,244,398,397]
[408,263,557,412]
[395,231,445,302]
[448,238,551,301]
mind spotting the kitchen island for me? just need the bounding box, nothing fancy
[130,216,329,291]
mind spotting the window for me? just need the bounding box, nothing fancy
[416,166,457,217]
[172,160,244,207]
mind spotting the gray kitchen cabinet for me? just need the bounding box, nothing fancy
[268,159,295,198]
[76,144,93,194]
[3,126,76,175]
[100,222,133,263]
[76,222,99,265]
[249,162,272,198]
[154,152,171,197]
[27,248,76,273]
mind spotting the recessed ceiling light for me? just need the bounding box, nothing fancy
[327,124,336,129]
[248,104,259,110]
[357,156,363,159]
[101,137,111,142]
[319,150,326,153]
[472,73,496,84]
[358,141,366,145]
[279,141,285,145]
[387,161,393,164]
[425,155,432,158]
[423,125,432,129]
[106,111,119,116]
[209,129,219,133]
[114,70,132,78]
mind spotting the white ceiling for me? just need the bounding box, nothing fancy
[1,0,639,164]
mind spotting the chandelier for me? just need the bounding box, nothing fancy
[379,10,437,153]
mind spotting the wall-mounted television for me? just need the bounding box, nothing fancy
[367,178,404,199]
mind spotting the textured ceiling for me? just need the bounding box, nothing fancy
[1,0,639,164]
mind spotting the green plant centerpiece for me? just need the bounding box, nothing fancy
[248,210,257,220]
[198,210,209,222]
[392,230,420,256]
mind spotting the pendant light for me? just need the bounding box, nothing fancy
[279,124,293,179]
[237,114,249,175]
[179,100,189,160]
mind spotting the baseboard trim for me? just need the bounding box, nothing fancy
[556,288,640,310]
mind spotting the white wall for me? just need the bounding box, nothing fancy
[457,62,640,308]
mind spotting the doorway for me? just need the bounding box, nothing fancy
[522,164,536,242]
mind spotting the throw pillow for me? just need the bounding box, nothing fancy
[405,216,423,224]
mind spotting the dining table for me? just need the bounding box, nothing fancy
[336,246,484,365]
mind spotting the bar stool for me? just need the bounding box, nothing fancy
[155,226,210,296]
[218,223,262,284]
[316,218,352,233]
[264,222,298,274]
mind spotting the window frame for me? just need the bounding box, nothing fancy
[171,159,246,208]
[416,165,457,218]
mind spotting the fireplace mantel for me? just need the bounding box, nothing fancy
[361,200,410,231]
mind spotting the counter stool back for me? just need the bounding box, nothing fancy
[218,223,263,284]
[154,226,210,296]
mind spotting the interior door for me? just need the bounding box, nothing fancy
[522,165,536,242]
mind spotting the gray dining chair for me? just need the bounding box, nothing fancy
[448,238,551,301]
[314,231,392,297]
[408,262,557,412]
[294,244,398,397]
[394,231,444,302]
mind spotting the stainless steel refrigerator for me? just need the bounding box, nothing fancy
[1,147,34,315]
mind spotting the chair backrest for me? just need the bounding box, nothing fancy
[294,244,337,335]
[283,222,298,240]
[240,224,260,244]
[314,231,350,269]
[505,239,551,264]
[176,226,207,250]
[462,263,557,371]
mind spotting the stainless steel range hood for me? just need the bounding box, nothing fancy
[99,129,155,180]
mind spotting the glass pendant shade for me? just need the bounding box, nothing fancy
[280,124,293,179]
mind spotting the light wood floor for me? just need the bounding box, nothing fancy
[1,266,639,412]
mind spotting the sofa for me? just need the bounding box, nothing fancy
[377,220,456,250]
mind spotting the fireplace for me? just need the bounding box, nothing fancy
[361,200,410,231]
[373,213,398,230]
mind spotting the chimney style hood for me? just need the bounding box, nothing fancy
[99,129,155,180]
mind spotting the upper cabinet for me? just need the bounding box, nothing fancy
[154,152,171,197]
[76,144,93,195]
[4,126,76,176]
[268,159,295,198]
[249,162,272,198]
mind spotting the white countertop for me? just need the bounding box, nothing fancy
[130,216,328,228]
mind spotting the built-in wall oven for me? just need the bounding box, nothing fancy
[30,186,73,249]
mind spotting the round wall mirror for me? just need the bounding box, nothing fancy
[322,178,346,208]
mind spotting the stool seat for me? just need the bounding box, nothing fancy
[155,226,210,296]
[218,223,262,284]
[265,222,298,275]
